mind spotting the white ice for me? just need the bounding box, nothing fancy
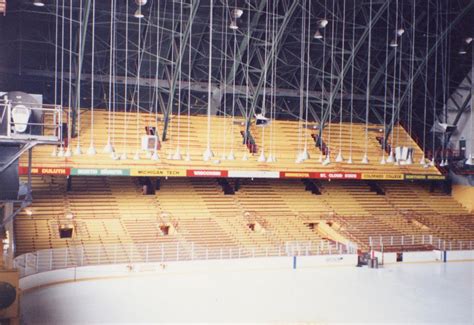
[21,261,474,324]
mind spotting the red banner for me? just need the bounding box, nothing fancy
[315,172,361,180]
[18,166,70,176]
[186,170,229,178]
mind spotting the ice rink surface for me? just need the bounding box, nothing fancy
[21,261,473,324]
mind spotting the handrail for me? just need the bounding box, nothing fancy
[368,234,473,251]
[13,240,358,278]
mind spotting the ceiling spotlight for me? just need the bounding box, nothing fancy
[319,19,329,28]
[134,7,144,19]
[459,48,467,55]
[465,37,473,44]
[313,30,323,39]
[389,39,398,47]
[232,8,243,18]
[229,20,239,30]
[396,28,405,36]
[135,0,147,5]
[33,0,45,7]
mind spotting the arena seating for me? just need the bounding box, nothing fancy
[14,175,473,257]
[19,110,440,175]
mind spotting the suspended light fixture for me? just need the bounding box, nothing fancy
[387,150,395,163]
[257,151,266,162]
[134,7,144,19]
[419,155,426,165]
[466,155,474,165]
[229,20,238,30]
[335,150,344,163]
[319,19,329,28]
[390,39,398,47]
[232,8,243,18]
[361,154,369,164]
[51,146,58,157]
[151,150,160,161]
[322,155,331,166]
[313,30,323,39]
[57,147,65,157]
[172,147,182,160]
[465,37,473,44]
[459,48,467,55]
[396,28,405,36]
[33,0,45,7]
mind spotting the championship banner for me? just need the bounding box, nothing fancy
[316,172,361,180]
[228,171,279,178]
[426,175,446,180]
[18,166,70,176]
[186,170,229,177]
[130,169,186,177]
[361,173,404,180]
[280,172,312,178]
[404,174,427,180]
[70,168,130,176]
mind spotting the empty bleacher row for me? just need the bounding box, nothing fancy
[21,110,440,175]
[14,176,473,258]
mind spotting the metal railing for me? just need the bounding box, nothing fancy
[369,235,474,251]
[0,98,62,142]
[13,240,358,278]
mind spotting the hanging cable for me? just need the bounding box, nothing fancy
[387,0,399,163]
[172,0,184,160]
[220,1,228,161]
[296,0,306,163]
[257,0,269,163]
[347,0,356,164]
[336,0,346,163]
[185,0,192,161]
[58,0,66,157]
[405,0,416,165]
[362,0,373,164]
[167,0,176,160]
[87,0,97,156]
[301,0,311,162]
[318,0,327,163]
[74,0,83,155]
[104,0,115,154]
[185,1,193,161]
[152,0,162,161]
[52,0,60,157]
[65,0,73,157]
[242,0,250,161]
[203,0,214,161]
[228,1,237,161]
[111,0,119,160]
[323,0,336,166]
[134,5,142,161]
[420,1,430,165]
[120,0,130,160]
[429,0,440,166]
[267,0,277,163]
[394,15,404,165]
[380,2,390,165]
